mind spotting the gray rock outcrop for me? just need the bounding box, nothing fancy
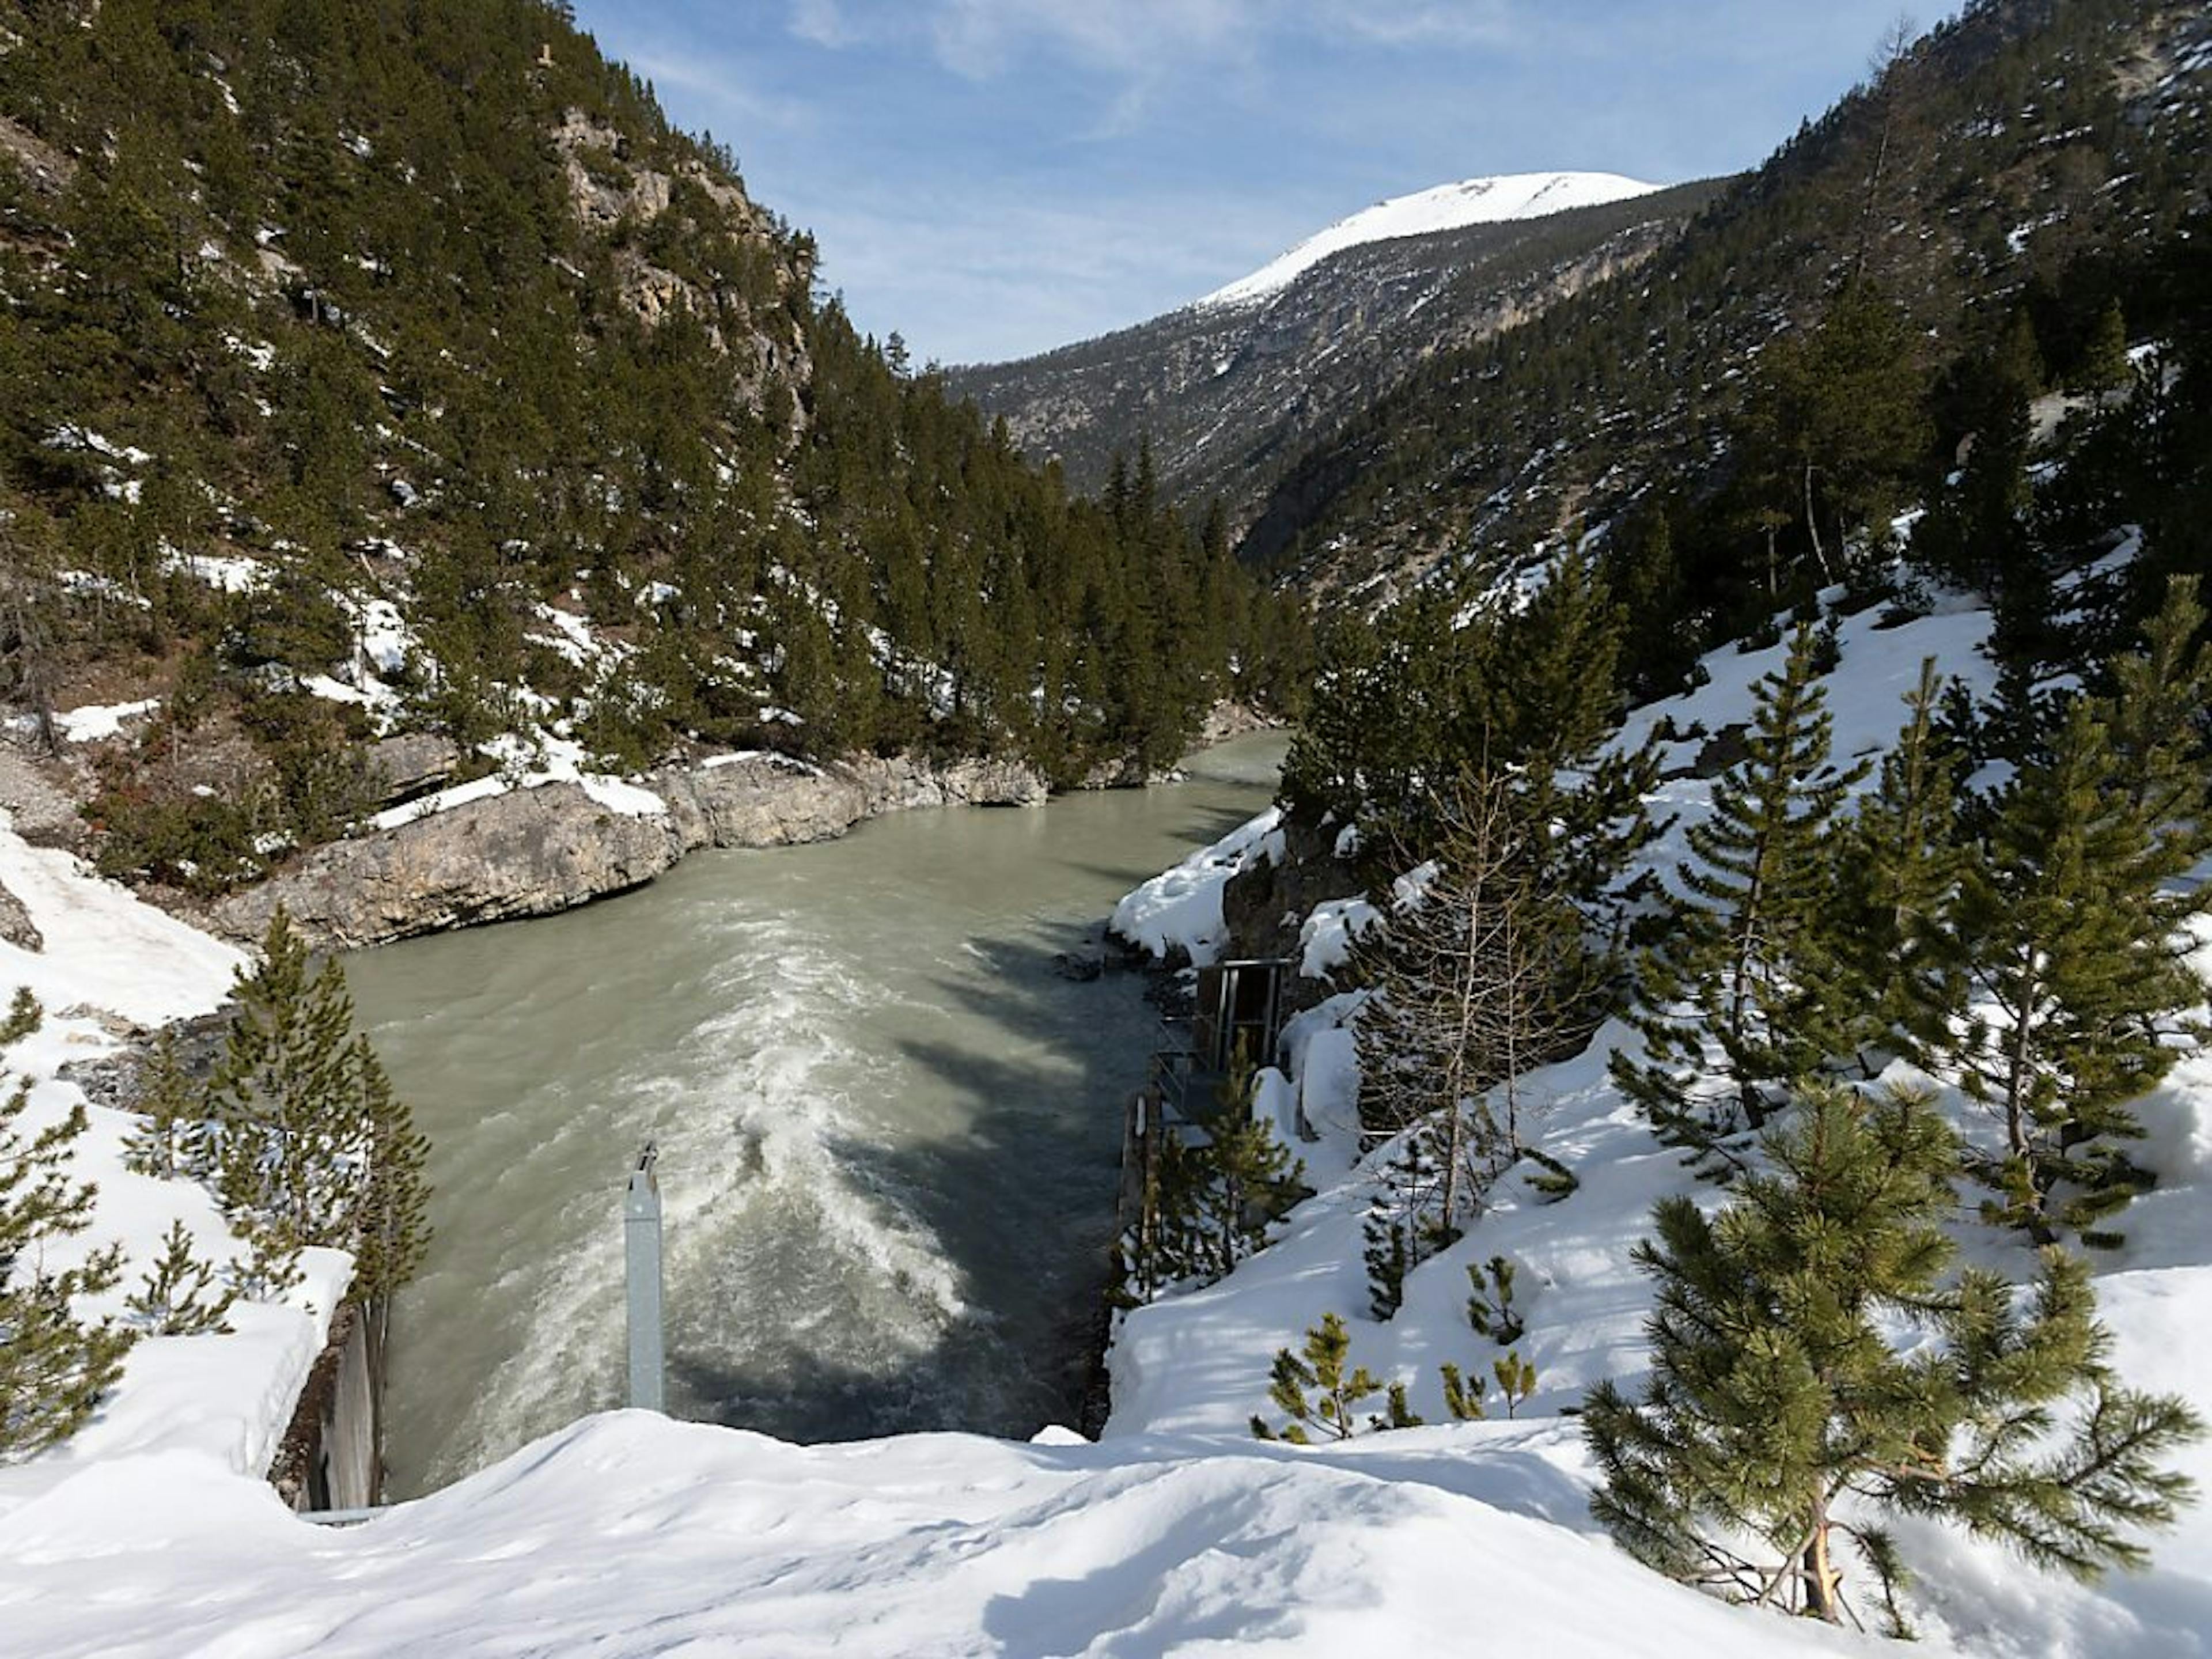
[365,734,461,809]
[217,781,683,949]
[0,876,41,952]
[218,751,1051,950]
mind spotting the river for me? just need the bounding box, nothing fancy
[347,733,1287,1498]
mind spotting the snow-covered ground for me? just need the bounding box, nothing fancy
[1198,171,1661,311]
[1106,594,2212,1658]
[0,820,353,1515]
[1,590,2204,1656]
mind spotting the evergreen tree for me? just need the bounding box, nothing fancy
[1613,624,1868,1157]
[210,910,365,1256]
[1195,1054,1305,1281]
[1828,657,1968,1071]
[209,910,434,1294]
[1123,1057,1302,1300]
[350,1037,432,1299]
[127,1220,237,1336]
[2073,298,2131,393]
[1250,1312,1388,1443]
[1942,699,2202,1247]
[1584,1080,2200,1633]
[1,990,138,1459]
[1740,278,1932,585]
[2095,574,2210,858]
[121,1031,214,1182]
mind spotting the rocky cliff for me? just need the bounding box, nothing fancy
[213,752,1050,950]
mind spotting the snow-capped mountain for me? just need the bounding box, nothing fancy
[1196,171,1661,312]
[945,173,1714,533]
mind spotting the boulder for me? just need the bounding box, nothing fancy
[652,752,1047,850]
[216,781,681,949]
[365,733,461,809]
[0,742,90,849]
[0,876,41,952]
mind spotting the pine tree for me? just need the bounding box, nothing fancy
[1827,658,1968,1072]
[1613,624,1868,1158]
[1196,1054,1305,1281]
[1,990,138,1459]
[1942,699,2202,1247]
[1584,1080,2200,1633]
[2074,298,2131,394]
[210,910,364,1256]
[2096,574,2210,860]
[208,911,434,1296]
[350,1037,432,1298]
[1250,1313,1384,1443]
[121,1032,212,1182]
[127,1221,237,1336]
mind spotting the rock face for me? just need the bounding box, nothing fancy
[218,752,1051,950]
[0,876,42,952]
[365,734,461,810]
[655,753,1047,852]
[1219,816,1365,1019]
[0,742,91,849]
[217,782,684,950]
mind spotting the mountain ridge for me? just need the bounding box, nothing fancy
[1196,169,1663,312]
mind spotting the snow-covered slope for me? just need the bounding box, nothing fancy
[1107,590,2212,1659]
[2,1413,1902,1658]
[0,819,354,1512]
[1198,171,1661,310]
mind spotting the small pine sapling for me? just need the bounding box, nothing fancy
[127,1221,236,1335]
[1466,1254,1527,1345]
[121,1032,211,1182]
[1440,1362,1486,1421]
[1520,1146,1580,1203]
[1370,1381,1425,1433]
[1251,1312,1382,1443]
[1583,1080,2201,1632]
[1493,1350,1539,1419]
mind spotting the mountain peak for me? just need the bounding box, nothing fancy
[1196,171,1662,311]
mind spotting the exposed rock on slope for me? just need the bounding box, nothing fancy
[946,180,1720,533]
[218,752,1050,949]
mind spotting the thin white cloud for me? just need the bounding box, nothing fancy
[625,52,819,135]
[786,0,854,48]
[783,0,1516,80]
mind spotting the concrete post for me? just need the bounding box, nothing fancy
[624,1144,665,1413]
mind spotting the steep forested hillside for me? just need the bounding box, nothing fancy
[1244,0,2211,626]
[944,180,1722,537]
[0,0,1305,897]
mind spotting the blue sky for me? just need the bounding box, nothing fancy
[569,1,1943,366]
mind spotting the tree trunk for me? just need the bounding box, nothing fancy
[1802,460,1835,586]
[1802,1502,1842,1622]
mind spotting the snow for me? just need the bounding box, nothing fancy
[0,1411,1895,1659]
[369,774,511,831]
[1198,172,1662,311]
[1297,895,1380,979]
[163,548,267,594]
[1109,805,1284,965]
[16,698,162,744]
[0,817,351,1516]
[1100,582,2212,1659]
